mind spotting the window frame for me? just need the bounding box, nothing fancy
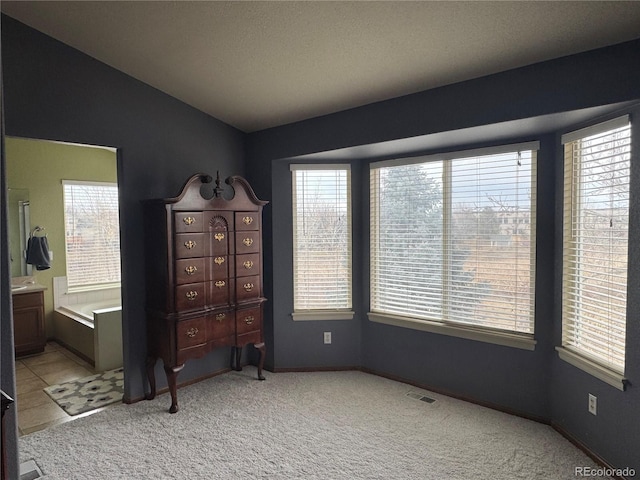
[290,164,354,321]
[62,180,121,292]
[368,142,539,350]
[556,115,631,390]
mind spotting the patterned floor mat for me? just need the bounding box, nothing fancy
[44,368,124,416]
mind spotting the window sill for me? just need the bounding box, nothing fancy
[555,346,627,391]
[292,310,355,321]
[368,312,536,351]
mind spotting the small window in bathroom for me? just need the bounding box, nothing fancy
[63,181,121,289]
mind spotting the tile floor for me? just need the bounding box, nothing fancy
[15,341,104,435]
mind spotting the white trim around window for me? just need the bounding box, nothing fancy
[290,164,354,321]
[62,180,121,290]
[292,310,355,321]
[369,312,537,350]
[559,116,631,387]
[369,142,538,347]
[556,347,627,391]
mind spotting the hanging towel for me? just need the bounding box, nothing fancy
[26,236,51,270]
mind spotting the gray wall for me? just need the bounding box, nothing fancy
[247,38,640,471]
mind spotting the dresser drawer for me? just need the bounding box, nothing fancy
[235,254,260,277]
[235,212,259,231]
[177,345,208,365]
[12,291,43,309]
[235,231,260,254]
[176,317,207,350]
[175,233,206,259]
[210,230,229,256]
[174,212,203,233]
[236,275,261,302]
[175,258,206,284]
[236,306,262,335]
[208,310,234,340]
[175,283,206,311]
[211,255,229,279]
[210,279,231,306]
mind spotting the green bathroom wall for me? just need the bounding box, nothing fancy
[7,187,28,277]
[6,137,117,337]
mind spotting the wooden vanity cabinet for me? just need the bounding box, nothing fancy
[13,291,46,357]
[144,173,268,413]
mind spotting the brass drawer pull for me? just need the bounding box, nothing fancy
[186,327,199,337]
[243,283,254,292]
[216,313,226,322]
[183,216,195,226]
[185,265,197,275]
[214,232,225,242]
[242,237,253,247]
[242,216,254,225]
[184,240,197,249]
[243,260,254,269]
[185,291,198,301]
[215,280,226,288]
[214,256,225,265]
[244,315,254,325]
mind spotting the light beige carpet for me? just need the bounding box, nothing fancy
[20,369,611,479]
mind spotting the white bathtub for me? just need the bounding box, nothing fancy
[54,300,123,372]
[58,300,121,324]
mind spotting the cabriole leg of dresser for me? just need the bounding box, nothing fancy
[229,347,236,371]
[145,356,157,400]
[255,342,266,380]
[164,363,184,414]
[233,346,243,371]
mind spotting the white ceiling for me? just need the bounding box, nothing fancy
[3,1,640,133]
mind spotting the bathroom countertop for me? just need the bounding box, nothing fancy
[11,278,47,295]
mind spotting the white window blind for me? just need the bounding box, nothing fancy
[370,145,537,335]
[561,117,631,374]
[63,181,121,289]
[291,165,352,311]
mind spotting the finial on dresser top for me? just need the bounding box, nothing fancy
[213,170,224,198]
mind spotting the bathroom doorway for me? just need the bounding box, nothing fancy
[6,136,123,434]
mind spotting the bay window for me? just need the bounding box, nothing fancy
[369,143,537,346]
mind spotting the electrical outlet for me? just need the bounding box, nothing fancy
[323,332,332,344]
[588,393,597,415]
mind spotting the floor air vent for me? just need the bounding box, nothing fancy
[406,391,436,403]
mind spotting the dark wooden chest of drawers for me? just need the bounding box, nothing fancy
[143,173,267,413]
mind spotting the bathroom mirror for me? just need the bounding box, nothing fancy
[8,188,32,277]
